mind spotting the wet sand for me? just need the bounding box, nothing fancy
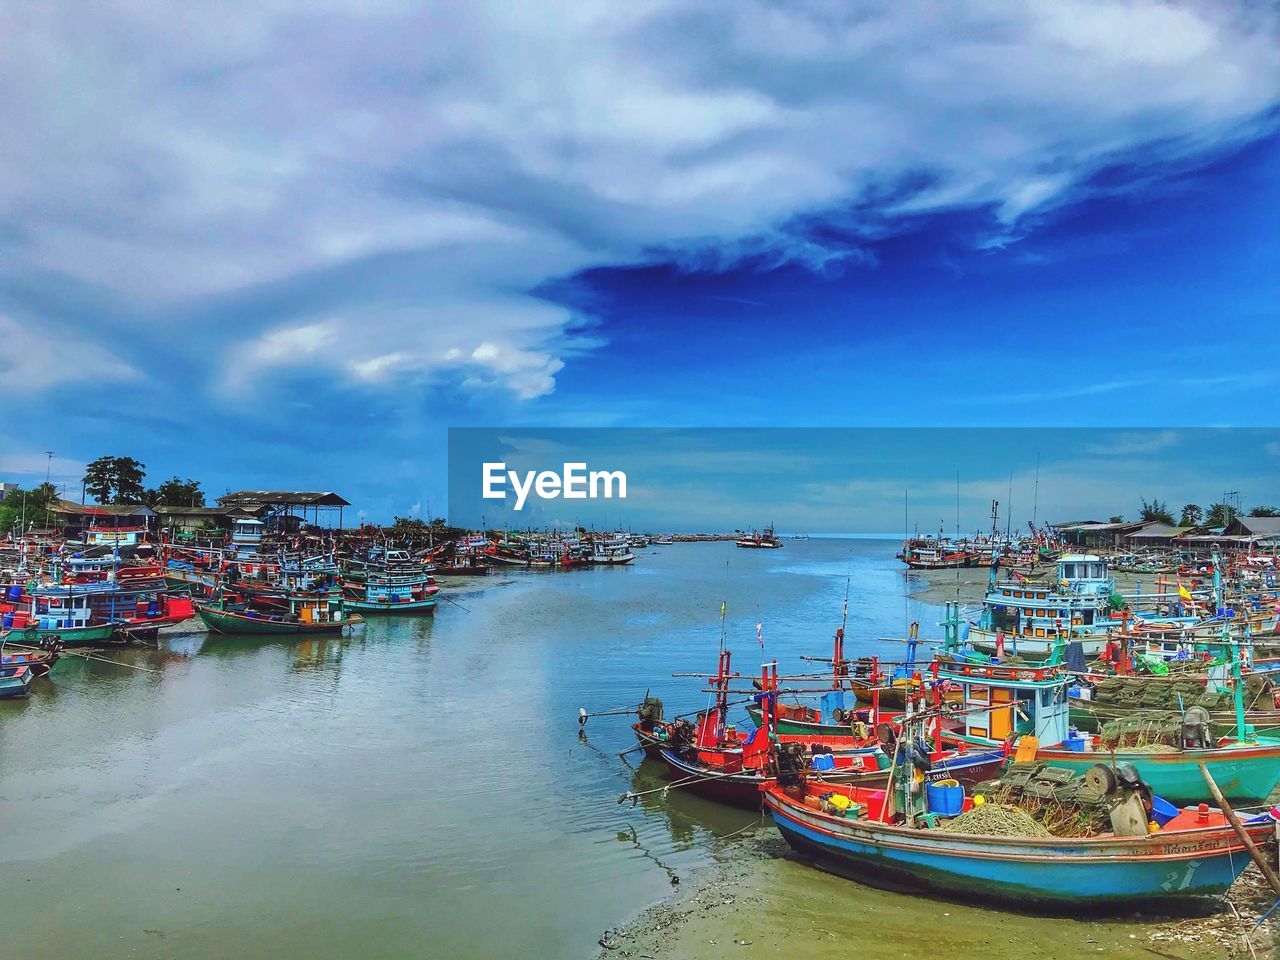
[601,830,1277,960]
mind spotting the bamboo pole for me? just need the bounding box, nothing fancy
[1198,763,1280,897]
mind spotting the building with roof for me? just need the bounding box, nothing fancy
[1051,520,1145,549]
[1123,523,1204,548]
[216,491,350,530]
[1221,516,1280,548]
[152,504,266,534]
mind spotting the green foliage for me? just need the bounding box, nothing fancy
[1179,503,1203,526]
[1203,502,1241,527]
[1107,515,1124,524]
[82,455,148,504]
[0,482,59,533]
[1249,506,1280,517]
[146,476,205,507]
[1138,498,1175,525]
[386,515,469,542]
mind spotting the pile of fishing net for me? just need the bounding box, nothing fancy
[947,802,1051,838]
[1098,712,1196,752]
[1092,676,1228,711]
[967,762,1115,838]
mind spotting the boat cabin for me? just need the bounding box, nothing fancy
[231,519,265,552]
[940,661,1070,749]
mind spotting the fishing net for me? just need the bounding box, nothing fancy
[947,803,1052,838]
[1098,711,1188,752]
[968,766,1129,838]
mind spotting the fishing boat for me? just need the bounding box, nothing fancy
[0,638,61,678]
[899,536,968,569]
[196,593,363,636]
[966,554,1130,658]
[790,533,810,542]
[589,535,635,565]
[1,587,119,646]
[342,570,439,614]
[647,657,1004,808]
[736,526,783,549]
[1111,552,1178,575]
[762,775,1274,908]
[943,643,1280,804]
[0,663,34,699]
[652,535,675,546]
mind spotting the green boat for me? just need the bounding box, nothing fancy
[196,595,363,637]
[947,624,1280,804]
[1034,739,1280,805]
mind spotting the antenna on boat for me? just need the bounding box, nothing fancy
[1032,453,1041,529]
[719,599,727,655]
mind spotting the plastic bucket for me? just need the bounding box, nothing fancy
[1151,796,1178,827]
[927,779,964,815]
[1064,732,1087,752]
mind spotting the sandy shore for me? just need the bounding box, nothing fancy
[599,829,1277,960]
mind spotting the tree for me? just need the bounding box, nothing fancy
[146,477,205,508]
[0,482,60,534]
[1108,515,1124,524]
[1179,503,1203,526]
[1249,506,1280,517]
[1139,498,1175,525]
[82,456,148,503]
[1203,502,1240,527]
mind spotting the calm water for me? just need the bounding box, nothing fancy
[0,540,973,958]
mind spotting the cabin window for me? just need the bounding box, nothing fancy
[1082,611,1094,625]
[1035,609,1046,618]
[969,686,989,704]
[1039,689,1055,707]
[1062,563,1075,578]
[1034,628,1045,637]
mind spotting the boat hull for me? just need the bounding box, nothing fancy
[0,668,33,699]
[14,623,117,647]
[196,605,360,637]
[1036,741,1280,805]
[343,598,437,615]
[765,790,1268,907]
[967,627,1107,658]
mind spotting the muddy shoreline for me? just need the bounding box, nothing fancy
[599,830,1278,960]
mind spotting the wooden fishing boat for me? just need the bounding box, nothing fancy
[648,657,1005,808]
[0,642,60,678]
[0,663,34,699]
[763,778,1274,907]
[196,595,363,636]
[341,568,438,614]
[736,527,783,549]
[943,646,1280,805]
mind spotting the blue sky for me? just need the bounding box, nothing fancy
[448,428,1280,532]
[1,2,1278,521]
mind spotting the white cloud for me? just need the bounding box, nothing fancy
[0,314,137,394]
[2,0,1277,402]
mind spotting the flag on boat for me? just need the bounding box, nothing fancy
[720,601,726,618]
[756,622,763,648]
[1178,585,1194,602]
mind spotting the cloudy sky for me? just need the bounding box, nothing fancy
[448,428,1280,531]
[2,1,1277,520]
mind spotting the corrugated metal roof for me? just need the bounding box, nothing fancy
[217,491,350,507]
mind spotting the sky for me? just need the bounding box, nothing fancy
[447,428,1280,532]
[1,1,1278,523]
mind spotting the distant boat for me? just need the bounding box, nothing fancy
[736,526,783,549]
[790,533,810,541]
